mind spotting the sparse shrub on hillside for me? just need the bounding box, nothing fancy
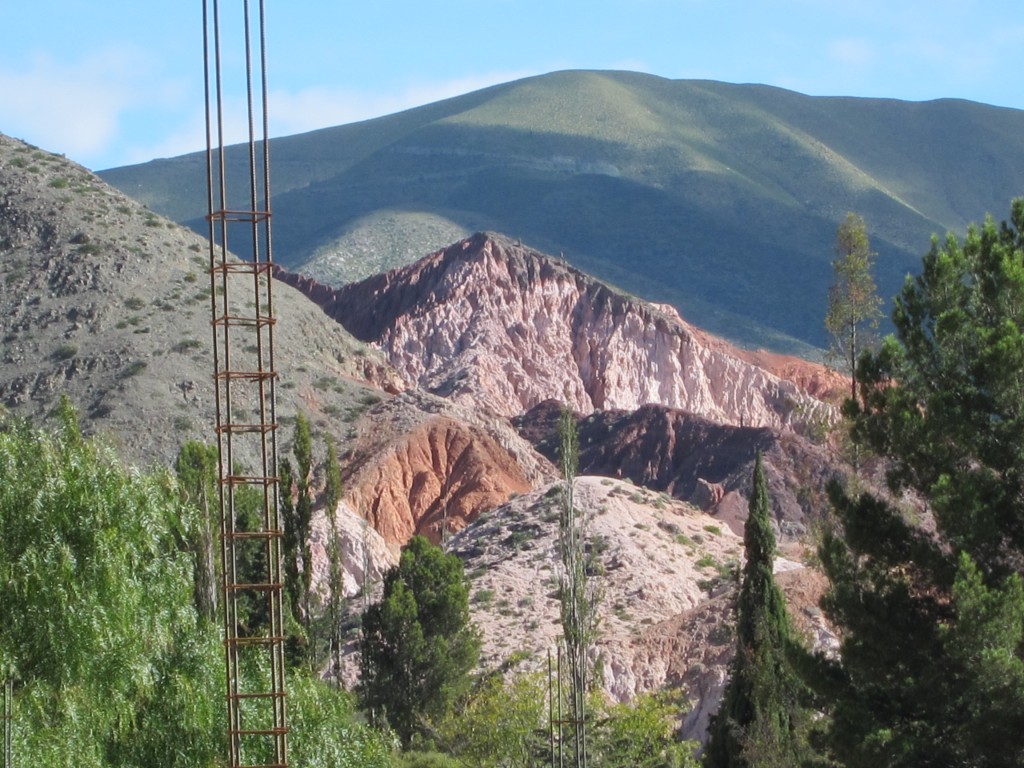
[51,343,77,361]
[120,360,147,378]
[171,339,202,358]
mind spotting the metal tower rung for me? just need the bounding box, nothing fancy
[224,474,279,487]
[227,582,283,593]
[207,208,272,223]
[212,261,274,277]
[215,370,277,383]
[226,635,287,648]
[230,691,287,701]
[216,422,278,436]
[232,728,288,738]
[225,529,283,541]
[212,315,277,330]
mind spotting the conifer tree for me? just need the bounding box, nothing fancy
[360,535,480,747]
[816,200,1024,767]
[705,454,812,768]
[825,212,882,403]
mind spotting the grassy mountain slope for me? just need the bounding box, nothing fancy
[100,70,1024,351]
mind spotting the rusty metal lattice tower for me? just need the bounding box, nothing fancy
[203,1,288,766]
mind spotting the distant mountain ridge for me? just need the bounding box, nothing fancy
[100,70,1024,352]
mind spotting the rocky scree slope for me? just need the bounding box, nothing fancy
[0,133,400,469]
[333,475,834,744]
[277,232,836,431]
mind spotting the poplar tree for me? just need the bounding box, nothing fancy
[557,409,599,768]
[323,436,345,685]
[281,411,316,668]
[174,440,220,621]
[705,454,812,768]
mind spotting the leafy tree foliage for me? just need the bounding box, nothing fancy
[592,691,699,768]
[430,671,698,768]
[281,411,316,668]
[825,212,882,401]
[817,200,1024,766]
[360,534,481,746]
[323,435,346,685]
[434,672,549,767]
[0,404,222,767]
[705,454,816,768]
[287,672,397,768]
[0,407,398,768]
[174,440,220,620]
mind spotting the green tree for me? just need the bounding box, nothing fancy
[816,200,1024,766]
[825,212,883,402]
[323,435,346,685]
[360,535,481,747]
[281,411,316,668]
[287,672,397,768]
[434,672,549,767]
[705,454,815,768]
[592,691,699,768]
[432,673,699,768]
[558,408,600,768]
[174,440,219,621]
[0,404,222,767]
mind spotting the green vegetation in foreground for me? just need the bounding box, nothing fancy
[0,403,393,768]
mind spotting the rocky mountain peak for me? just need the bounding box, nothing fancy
[278,232,836,431]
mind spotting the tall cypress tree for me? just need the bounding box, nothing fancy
[705,454,812,768]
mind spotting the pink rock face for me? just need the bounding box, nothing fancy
[281,233,835,430]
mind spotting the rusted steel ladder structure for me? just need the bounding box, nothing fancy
[203,1,288,766]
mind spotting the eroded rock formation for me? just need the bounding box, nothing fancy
[276,233,836,430]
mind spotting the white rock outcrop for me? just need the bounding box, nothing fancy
[328,233,833,430]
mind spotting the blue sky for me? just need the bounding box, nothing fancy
[3,0,1022,171]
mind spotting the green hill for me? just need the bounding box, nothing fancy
[99,70,1024,352]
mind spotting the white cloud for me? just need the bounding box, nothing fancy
[828,38,875,68]
[0,47,188,169]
